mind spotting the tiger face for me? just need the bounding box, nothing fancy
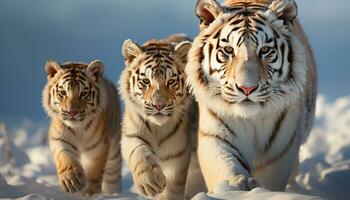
[188,0,304,117]
[121,39,191,126]
[43,60,105,126]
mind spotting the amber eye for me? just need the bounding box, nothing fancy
[168,79,176,85]
[223,46,234,54]
[59,90,66,96]
[142,78,150,84]
[260,46,271,54]
[80,91,89,98]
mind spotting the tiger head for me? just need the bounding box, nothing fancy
[120,39,192,126]
[186,0,307,117]
[43,60,107,127]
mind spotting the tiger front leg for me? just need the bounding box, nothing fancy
[54,151,87,193]
[122,136,166,198]
[198,132,259,191]
[156,148,191,200]
[80,145,109,195]
[132,153,166,197]
[49,135,87,193]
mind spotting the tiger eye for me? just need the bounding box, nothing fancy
[59,90,66,96]
[260,46,271,54]
[168,79,175,85]
[142,78,150,84]
[223,46,234,54]
[80,91,88,98]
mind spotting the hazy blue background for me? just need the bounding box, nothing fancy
[0,0,349,126]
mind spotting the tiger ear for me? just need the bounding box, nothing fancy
[45,60,61,79]
[268,0,298,22]
[174,41,192,64]
[195,0,223,30]
[122,39,143,64]
[87,60,104,81]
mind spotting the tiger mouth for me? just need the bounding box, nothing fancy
[240,98,255,105]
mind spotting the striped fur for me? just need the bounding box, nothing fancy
[42,60,122,195]
[120,34,200,199]
[186,0,317,191]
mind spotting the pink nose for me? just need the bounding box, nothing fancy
[68,111,78,117]
[238,85,257,95]
[153,104,165,111]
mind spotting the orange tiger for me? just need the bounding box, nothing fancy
[119,34,204,199]
[42,60,122,195]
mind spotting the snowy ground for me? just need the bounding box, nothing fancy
[0,95,349,200]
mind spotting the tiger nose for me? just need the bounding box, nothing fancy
[153,104,165,111]
[237,84,257,96]
[67,110,78,117]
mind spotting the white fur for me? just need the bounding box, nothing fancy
[186,0,316,192]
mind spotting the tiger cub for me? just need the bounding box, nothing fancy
[119,35,195,200]
[186,0,317,191]
[42,60,122,195]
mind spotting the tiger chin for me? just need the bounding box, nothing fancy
[186,0,316,192]
[119,34,204,200]
[42,60,122,195]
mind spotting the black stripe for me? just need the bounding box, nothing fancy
[85,120,93,130]
[230,18,244,25]
[124,134,152,148]
[50,137,78,151]
[199,131,250,173]
[103,178,121,184]
[57,148,77,157]
[159,140,188,162]
[287,41,294,80]
[136,113,151,133]
[256,130,297,171]
[279,43,286,77]
[208,109,236,137]
[208,44,214,74]
[85,134,105,151]
[158,119,183,146]
[263,110,287,153]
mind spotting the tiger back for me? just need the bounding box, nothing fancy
[42,60,122,195]
[119,35,197,199]
[186,0,316,191]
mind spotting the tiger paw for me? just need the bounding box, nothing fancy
[133,163,166,197]
[229,175,260,190]
[58,162,87,193]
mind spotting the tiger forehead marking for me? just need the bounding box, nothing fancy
[44,61,104,126]
[136,43,182,80]
[121,37,191,126]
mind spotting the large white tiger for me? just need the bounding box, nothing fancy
[186,0,317,191]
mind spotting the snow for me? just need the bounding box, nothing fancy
[1,95,349,200]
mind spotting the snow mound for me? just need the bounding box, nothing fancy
[193,181,321,200]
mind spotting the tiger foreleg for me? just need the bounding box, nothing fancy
[50,134,87,194]
[157,148,191,200]
[54,150,87,193]
[102,137,122,194]
[122,136,166,198]
[81,146,109,195]
[198,133,258,191]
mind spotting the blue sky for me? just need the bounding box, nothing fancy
[0,0,349,124]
